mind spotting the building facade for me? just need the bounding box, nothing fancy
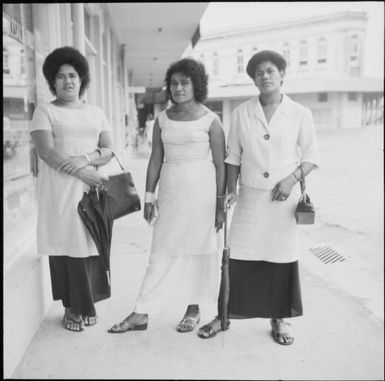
[3,3,207,377]
[188,11,383,133]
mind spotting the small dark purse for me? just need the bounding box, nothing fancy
[104,152,141,219]
[295,175,315,225]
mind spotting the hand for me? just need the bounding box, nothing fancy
[58,156,89,174]
[271,176,296,201]
[77,169,109,188]
[215,207,225,232]
[225,192,238,208]
[143,202,154,223]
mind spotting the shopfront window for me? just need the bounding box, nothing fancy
[3,4,37,212]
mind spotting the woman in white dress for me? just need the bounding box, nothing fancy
[198,50,320,344]
[30,47,113,332]
[108,58,226,333]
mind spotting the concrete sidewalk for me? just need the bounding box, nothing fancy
[11,151,384,380]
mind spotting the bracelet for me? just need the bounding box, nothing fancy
[216,195,226,199]
[144,192,156,203]
[292,172,300,182]
[82,153,91,165]
[96,148,102,157]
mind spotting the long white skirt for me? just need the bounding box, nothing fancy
[228,184,301,263]
[134,253,220,314]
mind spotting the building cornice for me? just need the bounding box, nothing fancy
[201,11,368,41]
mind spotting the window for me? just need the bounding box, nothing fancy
[317,38,327,64]
[299,40,308,66]
[282,43,290,67]
[20,49,25,75]
[237,49,244,74]
[3,48,10,74]
[349,35,360,63]
[318,93,328,102]
[348,92,358,101]
[213,52,219,76]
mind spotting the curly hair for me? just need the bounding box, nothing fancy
[42,46,90,97]
[246,50,287,79]
[165,58,208,103]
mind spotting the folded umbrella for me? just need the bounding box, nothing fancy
[78,187,114,286]
[217,206,230,331]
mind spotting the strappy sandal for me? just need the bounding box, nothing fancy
[176,315,200,333]
[108,316,148,333]
[270,319,294,345]
[83,316,98,326]
[63,315,84,332]
[198,318,230,339]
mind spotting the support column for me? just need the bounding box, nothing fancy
[72,3,85,55]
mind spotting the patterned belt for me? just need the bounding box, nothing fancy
[164,158,209,165]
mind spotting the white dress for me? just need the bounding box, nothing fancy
[30,102,112,258]
[134,110,221,313]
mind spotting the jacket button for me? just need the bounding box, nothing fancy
[263,172,269,178]
[264,134,270,140]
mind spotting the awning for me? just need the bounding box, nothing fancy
[105,3,208,89]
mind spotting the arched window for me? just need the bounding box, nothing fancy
[317,38,327,64]
[282,42,290,67]
[237,49,244,74]
[3,47,10,74]
[299,40,308,66]
[213,52,219,76]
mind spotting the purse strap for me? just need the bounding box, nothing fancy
[95,150,126,173]
[111,150,126,173]
[299,167,307,198]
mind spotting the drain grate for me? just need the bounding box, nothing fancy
[308,246,346,264]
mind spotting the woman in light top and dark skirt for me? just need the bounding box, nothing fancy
[30,47,113,332]
[198,50,319,345]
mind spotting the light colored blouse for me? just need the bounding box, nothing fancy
[225,94,319,190]
[30,102,111,257]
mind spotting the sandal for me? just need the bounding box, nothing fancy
[176,315,200,333]
[83,316,98,326]
[270,319,294,345]
[108,315,148,333]
[63,315,84,332]
[198,317,230,339]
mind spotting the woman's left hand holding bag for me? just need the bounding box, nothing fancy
[271,175,297,202]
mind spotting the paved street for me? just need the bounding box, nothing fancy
[11,125,384,380]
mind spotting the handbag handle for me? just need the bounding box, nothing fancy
[110,150,126,173]
[299,166,307,198]
[95,150,126,173]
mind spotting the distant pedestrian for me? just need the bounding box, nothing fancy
[198,50,320,344]
[145,113,154,149]
[108,58,226,333]
[30,46,113,332]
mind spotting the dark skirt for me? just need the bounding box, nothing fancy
[227,259,303,319]
[49,255,111,316]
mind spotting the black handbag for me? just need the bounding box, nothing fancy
[295,174,315,225]
[104,152,141,219]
